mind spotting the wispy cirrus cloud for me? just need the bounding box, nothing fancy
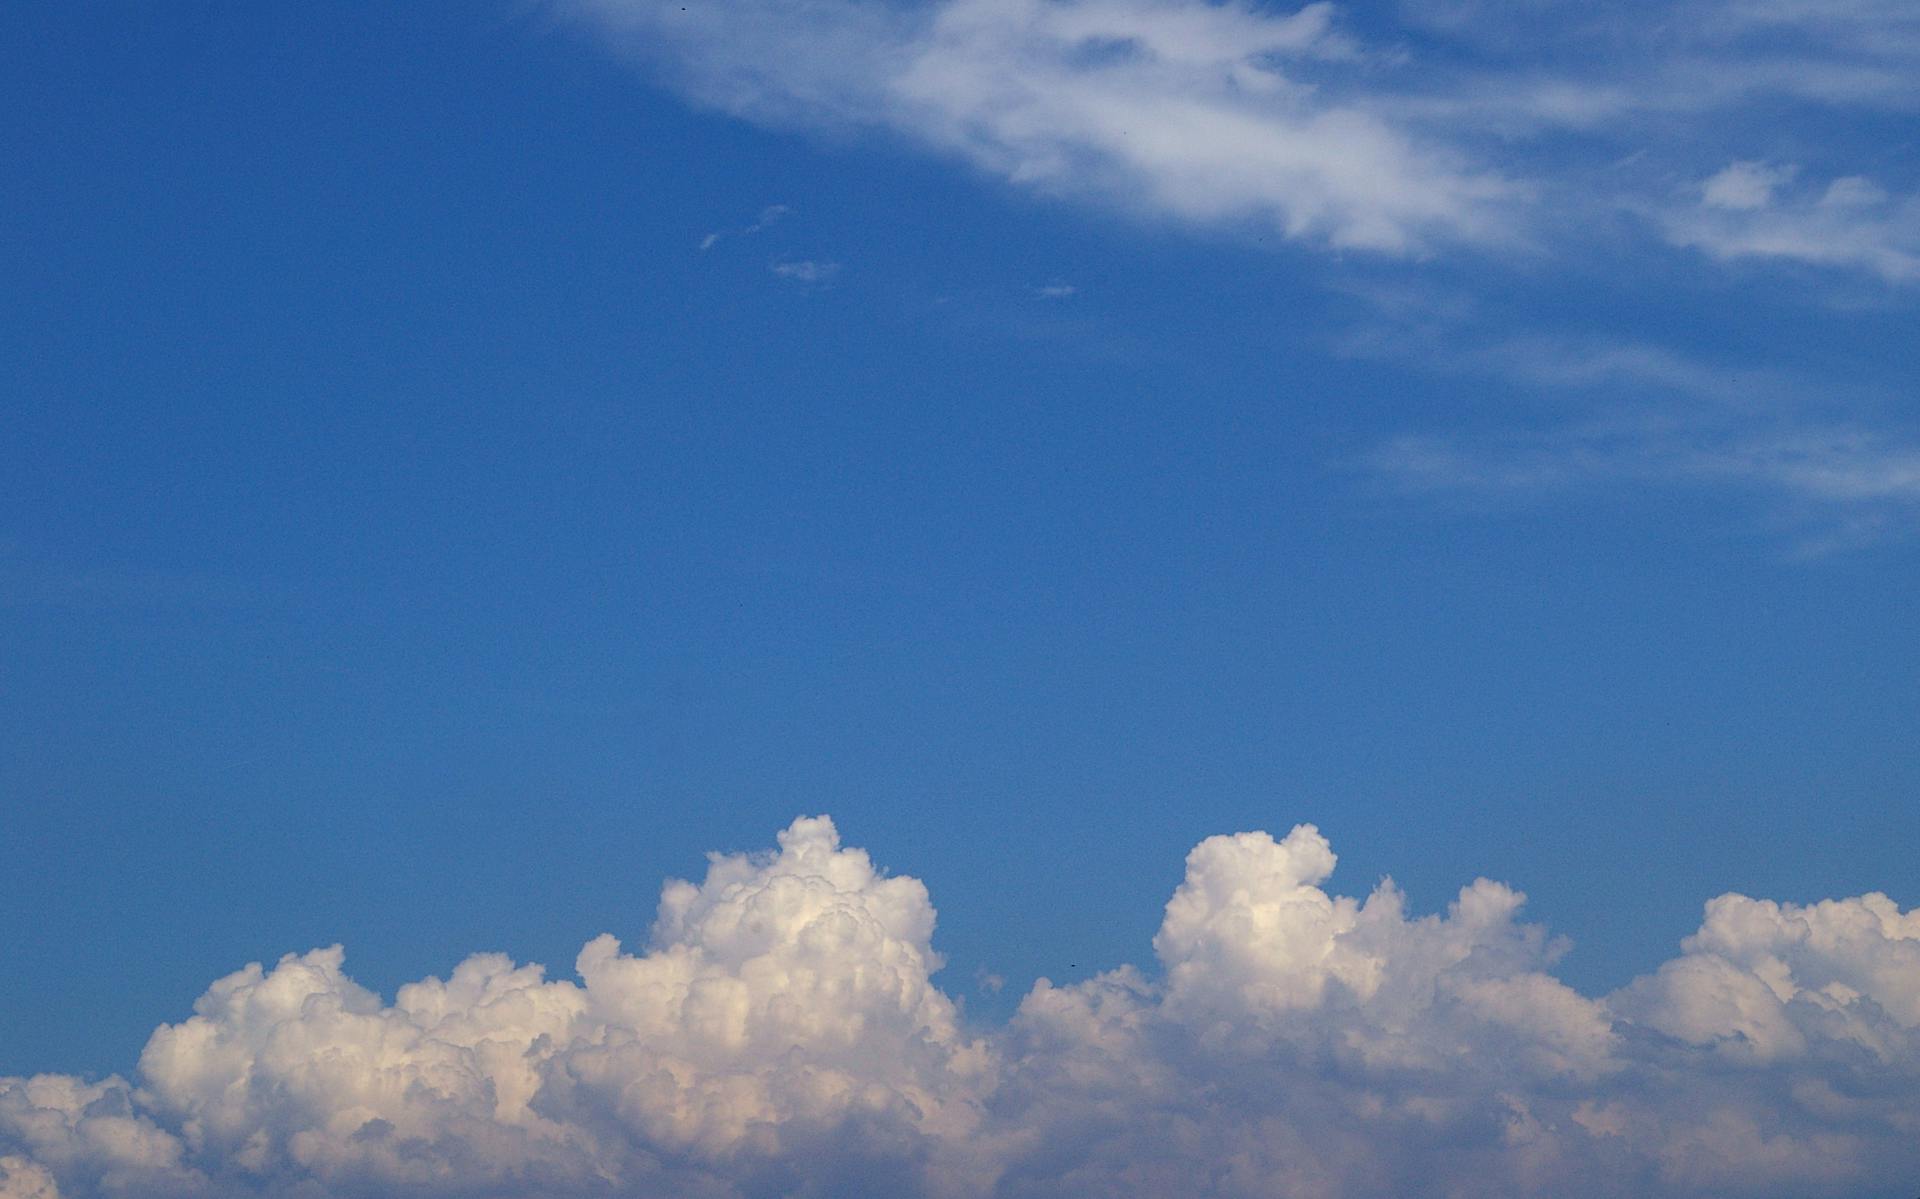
[1665,163,1920,282]
[1335,295,1920,546]
[1396,0,1920,117]
[564,0,1920,543]
[1372,419,1920,517]
[697,202,791,252]
[769,257,841,283]
[563,0,1920,285]
[562,0,1520,254]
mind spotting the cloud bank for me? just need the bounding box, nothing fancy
[5,816,1918,1198]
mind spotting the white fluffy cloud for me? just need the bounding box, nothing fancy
[88,816,990,1197]
[1150,826,1617,1076]
[991,826,1920,1198]
[0,1157,62,1199]
[1615,890,1920,1060]
[0,1075,193,1198]
[4,815,1919,1197]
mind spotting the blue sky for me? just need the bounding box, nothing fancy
[2,3,1917,1197]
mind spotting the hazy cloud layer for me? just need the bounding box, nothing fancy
[1332,286,1920,547]
[4,817,1918,1197]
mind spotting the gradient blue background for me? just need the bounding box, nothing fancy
[3,1,1915,1079]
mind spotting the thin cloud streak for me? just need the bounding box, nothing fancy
[770,257,841,283]
[1365,395,1920,548]
[1666,163,1920,282]
[561,0,1920,283]
[1330,285,1920,545]
[560,0,1920,543]
[562,0,1520,254]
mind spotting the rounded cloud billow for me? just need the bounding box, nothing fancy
[4,816,1918,1198]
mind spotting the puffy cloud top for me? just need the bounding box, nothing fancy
[0,1157,61,1199]
[1615,890,1920,1064]
[4,815,1919,1197]
[1152,825,1615,1079]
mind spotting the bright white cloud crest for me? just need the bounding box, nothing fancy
[4,816,1918,1197]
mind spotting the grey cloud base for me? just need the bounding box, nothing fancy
[4,817,1918,1198]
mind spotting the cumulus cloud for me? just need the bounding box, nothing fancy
[80,816,991,1197]
[4,815,1919,1197]
[1148,827,1617,1076]
[0,1076,194,1198]
[0,1157,61,1199]
[1005,828,1918,1197]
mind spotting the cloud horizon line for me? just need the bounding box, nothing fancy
[4,814,1917,1198]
